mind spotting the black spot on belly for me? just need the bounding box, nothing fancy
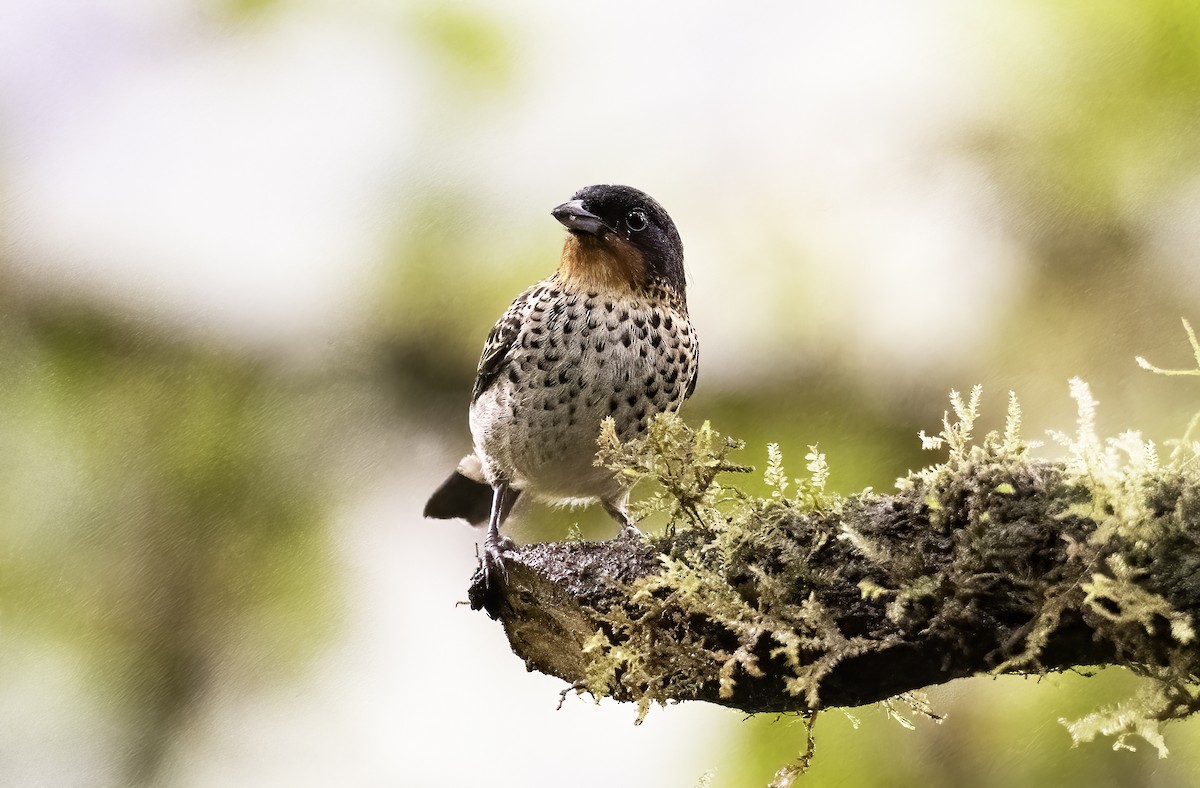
[626,393,638,407]
[620,329,632,348]
[608,398,619,413]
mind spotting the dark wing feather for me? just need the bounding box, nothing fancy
[683,329,699,400]
[472,285,539,402]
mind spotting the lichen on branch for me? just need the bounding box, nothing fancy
[472,322,1200,781]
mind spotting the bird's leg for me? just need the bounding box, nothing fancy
[483,483,516,587]
[496,485,521,540]
[602,498,642,540]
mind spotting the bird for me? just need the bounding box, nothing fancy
[424,184,699,597]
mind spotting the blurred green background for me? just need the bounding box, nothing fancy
[2,0,1199,786]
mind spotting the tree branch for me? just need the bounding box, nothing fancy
[469,401,1200,737]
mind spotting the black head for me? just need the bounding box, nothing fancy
[551,184,686,299]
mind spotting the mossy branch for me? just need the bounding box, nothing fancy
[477,442,1199,706]
[471,328,1200,770]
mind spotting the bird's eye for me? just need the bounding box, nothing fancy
[626,209,648,232]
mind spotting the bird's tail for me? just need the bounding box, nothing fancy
[424,468,493,525]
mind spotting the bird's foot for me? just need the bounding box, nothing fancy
[617,522,644,541]
[602,500,642,542]
[483,537,512,586]
[469,537,515,618]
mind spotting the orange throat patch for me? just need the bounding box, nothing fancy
[556,233,647,296]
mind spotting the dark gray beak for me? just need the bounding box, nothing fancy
[552,199,608,236]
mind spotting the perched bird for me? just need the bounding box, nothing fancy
[424,184,698,590]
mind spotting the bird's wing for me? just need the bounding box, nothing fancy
[472,285,538,402]
[684,327,699,400]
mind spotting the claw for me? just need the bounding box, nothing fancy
[602,498,642,541]
[483,536,510,584]
[470,543,510,618]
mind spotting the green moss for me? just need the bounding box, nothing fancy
[572,323,1200,783]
